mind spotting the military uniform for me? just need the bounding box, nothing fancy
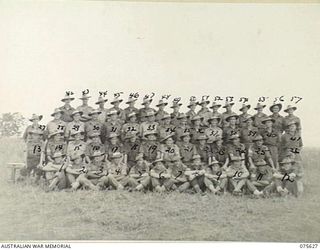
[122,136,141,168]
[176,140,197,167]
[128,157,151,190]
[150,159,174,191]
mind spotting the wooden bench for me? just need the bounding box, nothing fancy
[7,163,25,183]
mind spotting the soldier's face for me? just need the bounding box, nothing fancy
[255,140,263,146]
[148,115,155,122]
[129,102,135,107]
[212,106,218,112]
[129,136,136,143]
[144,102,150,108]
[64,100,71,105]
[216,139,222,147]
[226,106,232,112]
[182,135,190,143]
[74,133,82,141]
[199,139,206,145]
[113,158,121,164]
[165,137,174,145]
[73,113,81,121]
[212,164,220,172]
[54,113,61,119]
[147,135,156,141]
[163,118,170,125]
[257,108,263,113]
[246,119,253,126]
[73,157,82,165]
[201,103,207,108]
[272,106,280,113]
[113,102,120,108]
[193,159,201,165]
[110,137,118,144]
[232,138,240,145]
[137,159,144,166]
[129,116,136,122]
[289,124,296,132]
[92,136,99,143]
[110,114,117,120]
[32,118,39,125]
[229,117,236,125]
[281,163,291,171]
[54,156,63,164]
[288,109,294,115]
[92,114,99,120]
[93,155,103,163]
[190,105,196,111]
[210,119,218,126]
[99,103,104,108]
[82,99,88,105]
[265,121,273,128]
[242,107,248,113]
[194,119,201,126]
[54,134,61,141]
[158,105,164,110]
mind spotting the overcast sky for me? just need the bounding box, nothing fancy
[0,2,319,146]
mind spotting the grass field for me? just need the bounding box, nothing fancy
[0,138,319,242]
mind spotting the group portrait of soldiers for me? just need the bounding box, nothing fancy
[21,90,304,198]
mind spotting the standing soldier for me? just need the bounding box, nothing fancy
[103,110,122,139]
[77,92,94,118]
[122,133,141,170]
[239,115,259,150]
[46,131,67,163]
[238,104,251,128]
[194,134,211,165]
[269,103,285,133]
[139,97,155,123]
[186,101,197,126]
[25,129,45,177]
[127,154,151,191]
[170,101,183,127]
[205,116,223,145]
[46,108,66,139]
[59,93,76,123]
[139,131,160,164]
[223,114,240,142]
[253,103,268,133]
[109,96,126,123]
[155,99,169,124]
[220,102,237,128]
[124,96,139,121]
[283,105,302,132]
[85,109,104,142]
[176,132,197,168]
[139,110,159,138]
[209,102,222,127]
[261,117,281,169]
[197,99,211,126]
[121,112,140,141]
[157,113,175,141]
[189,115,205,143]
[280,120,303,163]
[65,110,85,141]
[173,113,189,141]
[95,96,108,124]
[23,114,44,142]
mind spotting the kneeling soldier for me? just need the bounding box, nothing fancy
[41,152,67,191]
[225,156,249,195]
[150,158,173,192]
[204,157,227,194]
[127,154,151,191]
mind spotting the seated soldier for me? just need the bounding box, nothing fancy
[122,133,141,169]
[104,152,129,189]
[204,157,227,194]
[139,131,160,164]
[85,132,105,163]
[272,157,303,197]
[159,134,180,168]
[104,133,124,162]
[185,154,207,194]
[46,131,67,163]
[127,154,151,191]
[41,152,67,191]
[65,153,98,191]
[150,158,174,192]
[67,130,86,161]
[176,132,197,168]
[157,114,175,140]
[85,150,121,191]
[194,134,211,165]
[225,156,249,196]
[210,136,229,169]
[167,155,190,193]
[246,159,270,197]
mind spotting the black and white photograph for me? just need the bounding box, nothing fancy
[0,0,319,246]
